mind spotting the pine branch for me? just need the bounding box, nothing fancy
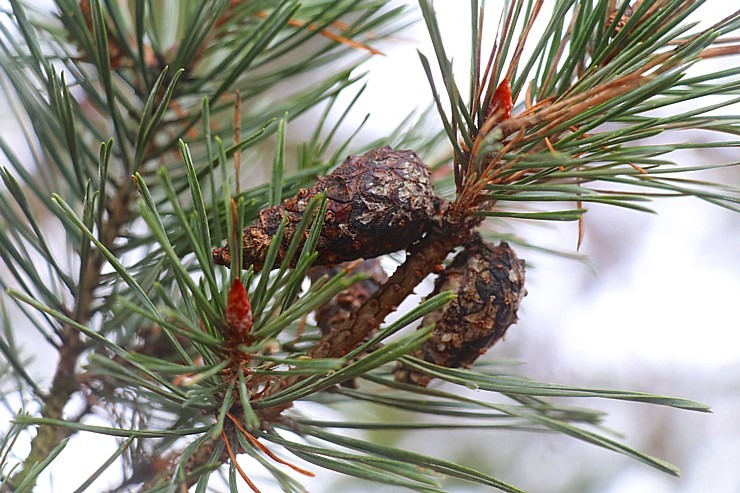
[2,0,406,490]
[1,1,739,492]
[309,206,479,359]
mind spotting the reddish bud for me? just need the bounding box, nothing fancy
[226,279,252,340]
[487,79,513,121]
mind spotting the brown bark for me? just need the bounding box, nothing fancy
[309,209,480,360]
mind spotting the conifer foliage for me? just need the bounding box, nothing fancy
[1,1,739,492]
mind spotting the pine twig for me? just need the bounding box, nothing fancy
[9,182,134,489]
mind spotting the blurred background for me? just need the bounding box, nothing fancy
[1,1,738,492]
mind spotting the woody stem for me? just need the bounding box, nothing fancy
[309,210,479,359]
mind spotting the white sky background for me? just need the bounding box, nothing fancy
[1,1,739,492]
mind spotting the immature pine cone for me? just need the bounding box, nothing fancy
[213,146,438,271]
[395,236,526,386]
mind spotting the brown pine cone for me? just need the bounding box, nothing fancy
[310,259,388,336]
[395,236,526,386]
[310,258,388,388]
[213,146,439,271]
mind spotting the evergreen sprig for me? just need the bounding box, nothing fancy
[418,0,740,227]
[0,1,738,492]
